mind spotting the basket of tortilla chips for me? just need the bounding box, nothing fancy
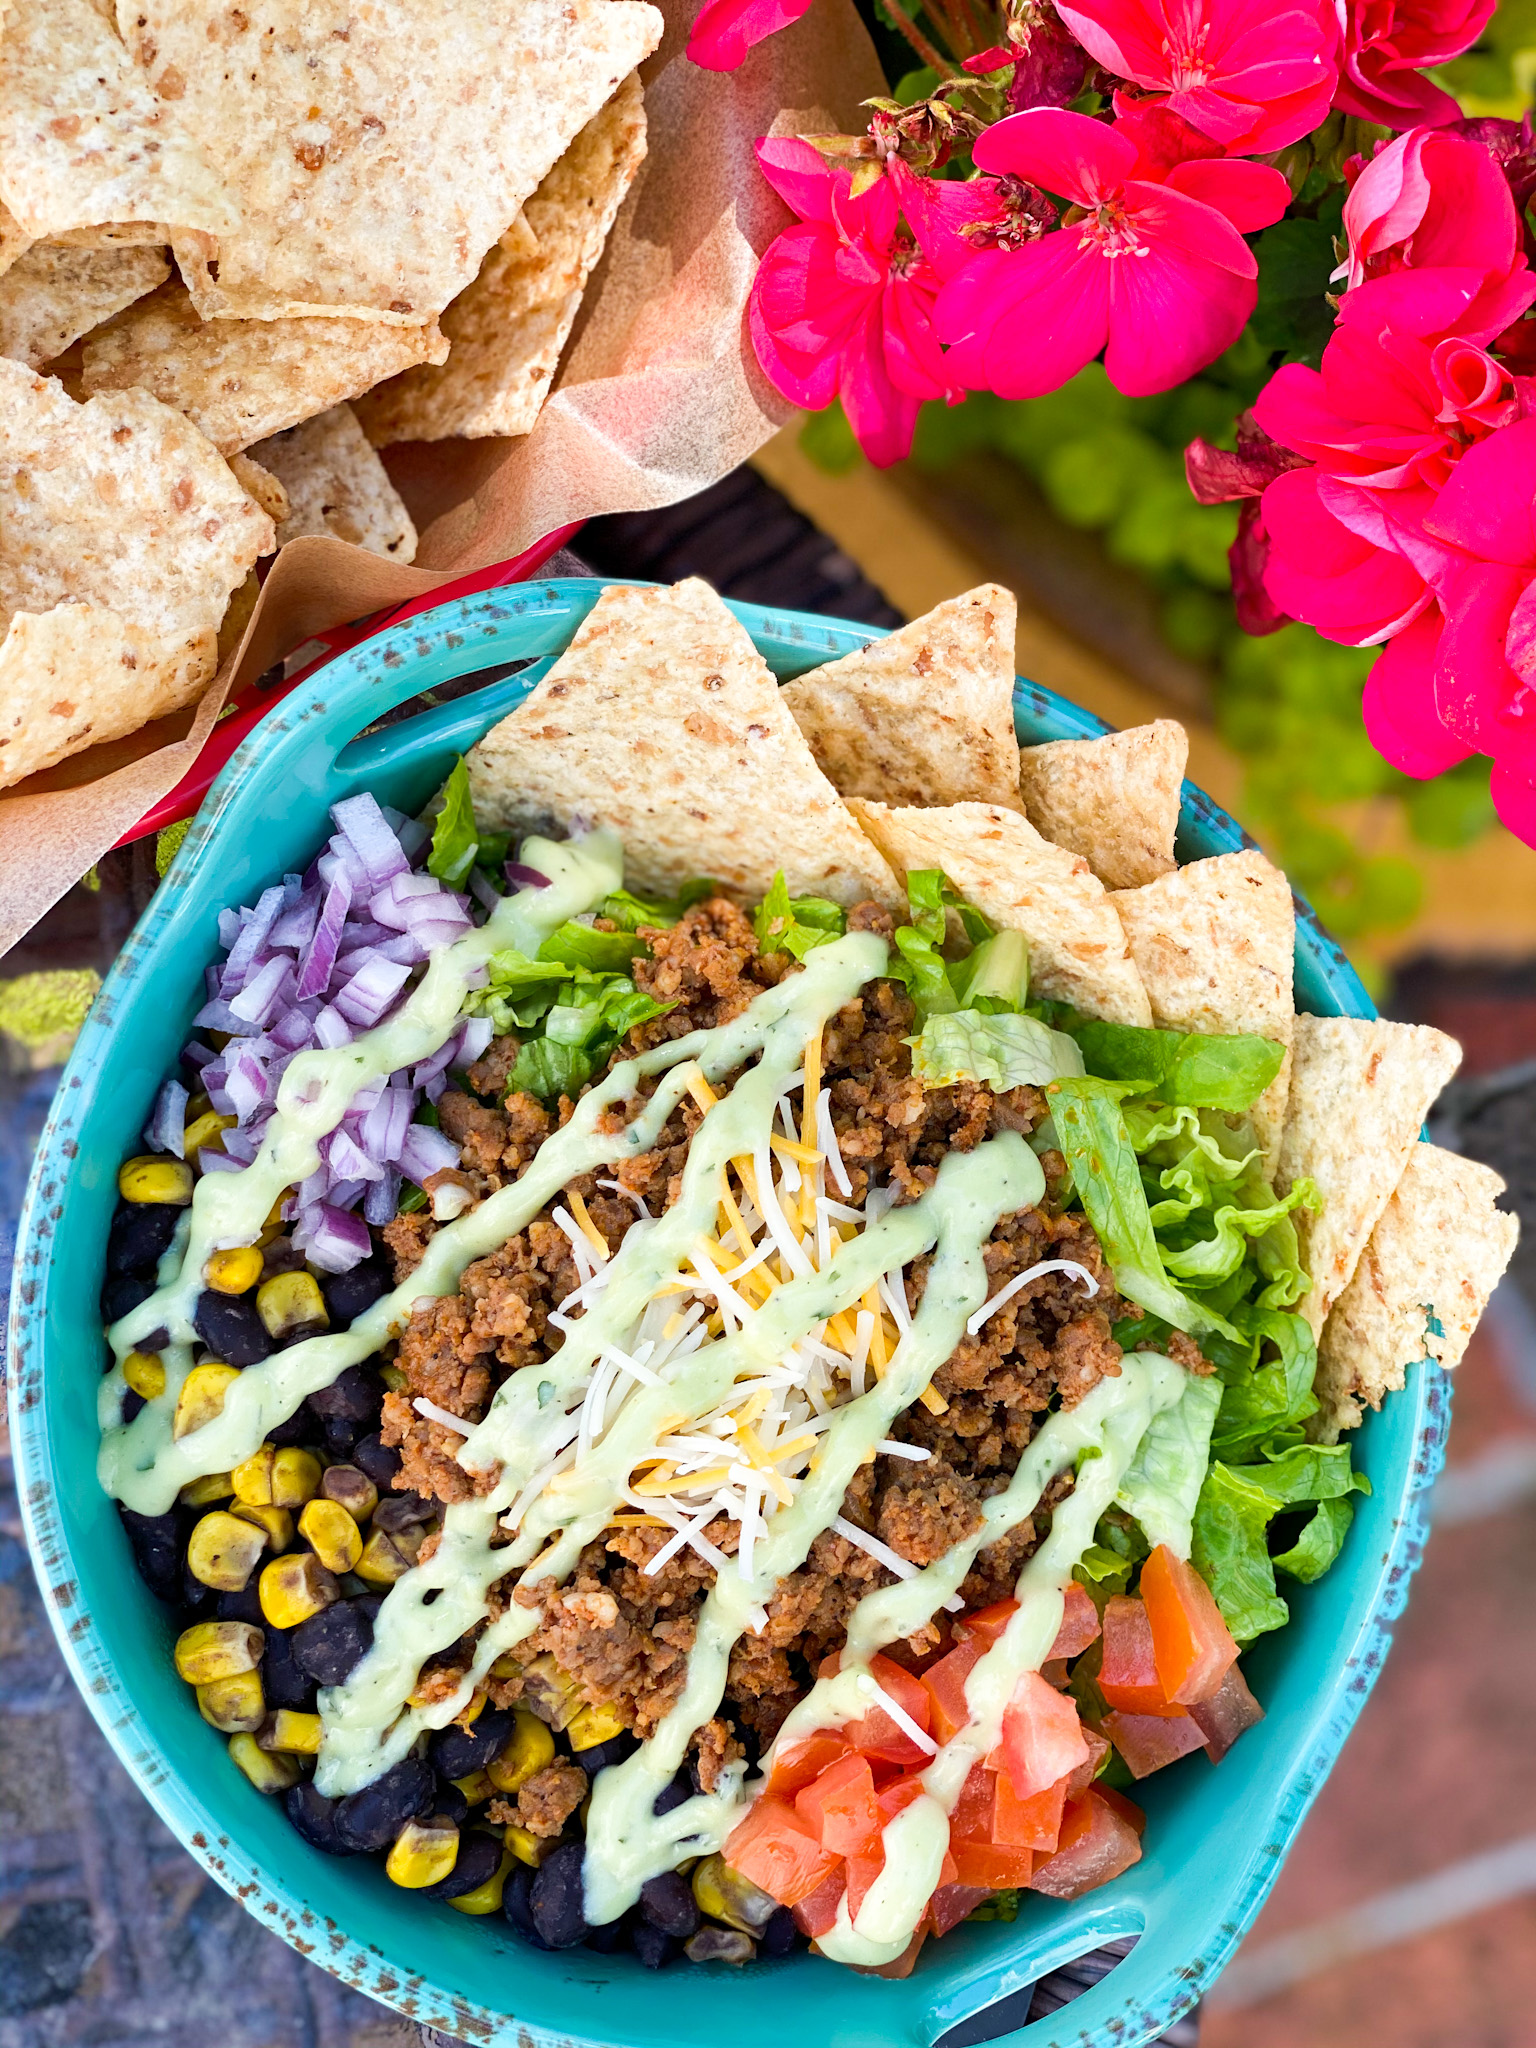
[8,575,1517,2045]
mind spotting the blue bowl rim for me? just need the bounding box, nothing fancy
[6,578,1449,2048]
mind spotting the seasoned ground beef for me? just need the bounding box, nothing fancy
[488,1760,588,1838]
[374,897,1132,1756]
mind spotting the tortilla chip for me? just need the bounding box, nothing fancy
[850,799,1153,1026]
[118,0,664,324]
[353,73,646,445]
[466,578,899,909]
[0,240,169,369]
[0,600,210,786]
[1111,850,1294,1168]
[0,0,236,240]
[1018,721,1186,890]
[50,223,171,248]
[227,453,290,529]
[0,358,271,787]
[1314,1143,1517,1437]
[0,198,32,279]
[781,586,1022,813]
[248,404,416,560]
[1275,1016,1462,1338]
[78,280,449,454]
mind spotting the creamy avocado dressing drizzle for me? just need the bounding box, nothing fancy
[316,934,893,1795]
[98,833,627,1515]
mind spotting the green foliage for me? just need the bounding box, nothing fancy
[1440,0,1536,113]
[1250,199,1343,368]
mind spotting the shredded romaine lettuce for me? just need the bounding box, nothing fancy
[426,758,481,888]
[753,874,847,959]
[1192,1445,1369,1642]
[1071,1019,1286,1112]
[1115,1370,1222,1558]
[908,1009,1083,1090]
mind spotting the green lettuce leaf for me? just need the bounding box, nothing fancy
[1209,1306,1319,1461]
[948,929,1029,1013]
[427,758,480,888]
[1193,1445,1369,1641]
[1115,1369,1222,1557]
[597,879,718,932]
[1073,1019,1287,1112]
[1073,1543,1136,1597]
[753,873,847,960]
[538,922,645,974]
[908,1009,1084,1091]
[886,870,1014,1024]
[1272,1495,1355,1583]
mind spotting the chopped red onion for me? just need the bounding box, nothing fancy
[468,868,501,913]
[332,955,411,1028]
[228,953,293,1028]
[398,1122,459,1184]
[506,861,552,890]
[332,792,410,886]
[364,1167,403,1226]
[293,1200,373,1273]
[312,1005,352,1050]
[296,868,352,1000]
[144,1077,188,1157]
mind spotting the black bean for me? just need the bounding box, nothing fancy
[262,1626,318,1712]
[640,1871,700,1940]
[433,1783,470,1826]
[502,1861,551,1948]
[758,1907,798,1959]
[630,1920,677,1970]
[102,1272,155,1324]
[322,1415,363,1459]
[372,1491,435,1534]
[423,1828,502,1900]
[178,1564,215,1617]
[529,1842,590,1949]
[429,1707,515,1781]
[292,1598,374,1686]
[651,1769,693,1818]
[193,1290,272,1366]
[306,1364,381,1425]
[265,1407,314,1448]
[216,1583,265,1627]
[283,1782,355,1856]
[107,1200,183,1276]
[584,1913,630,1954]
[352,1433,401,1490]
[332,1758,435,1853]
[121,1390,146,1424]
[573,1733,638,1776]
[119,1507,181,1604]
[320,1257,392,1327]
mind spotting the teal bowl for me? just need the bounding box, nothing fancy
[8,581,1447,2048]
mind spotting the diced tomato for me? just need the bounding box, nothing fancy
[845,1653,935,1767]
[1094,1784,1147,1837]
[876,1774,929,1825]
[1099,1595,1184,1716]
[1102,1708,1208,1779]
[919,1635,983,1746]
[792,1867,846,1939]
[794,1752,881,1858]
[928,1884,992,1938]
[847,1931,929,1978]
[991,1669,1091,1797]
[845,1845,885,1921]
[949,1760,995,1844]
[1140,1546,1239,1706]
[762,1732,851,1801]
[937,1844,959,1889]
[992,1767,1066,1853]
[1188,1660,1265,1763]
[1051,1582,1102,1660]
[723,1798,840,1907]
[951,1838,1035,1888]
[956,1597,1018,1647]
[1029,1790,1142,1900]
[1064,1726,1111,1796]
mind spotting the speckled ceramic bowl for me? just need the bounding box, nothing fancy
[8,580,1447,2048]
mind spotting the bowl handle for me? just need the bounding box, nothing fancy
[934,1922,1207,2048]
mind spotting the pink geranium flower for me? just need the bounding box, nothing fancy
[1056,0,1337,152]
[687,0,814,70]
[747,141,968,466]
[1342,128,1535,345]
[934,109,1289,401]
[1185,412,1309,632]
[1333,0,1495,129]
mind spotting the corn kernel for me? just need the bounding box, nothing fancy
[187,1510,266,1591]
[504,1824,560,1867]
[173,1362,241,1439]
[379,1362,409,1393]
[118,1155,194,1206]
[452,1770,494,1807]
[235,1502,294,1550]
[198,1668,266,1733]
[566,1700,629,1751]
[448,1851,514,1916]
[258,1709,323,1754]
[231,1444,275,1506]
[183,1110,236,1160]
[354,1529,412,1586]
[518,1653,581,1732]
[255,1270,329,1342]
[271,1445,322,1508]
[174,1619,264,1685]
[228,1732,300,1793]
[123,1350,166,1399]
[177,1470,234,1507]
[385,1819,459,1889]
[692,1854,778,1935]
[319,1463,377,1521]
[454,1690,487,1730]
[206,1245,264,1295]
[258,1551,340,1629]
[489,1651,522,1681]
[298,1497,362,1574]
[485,1709,554,1795]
